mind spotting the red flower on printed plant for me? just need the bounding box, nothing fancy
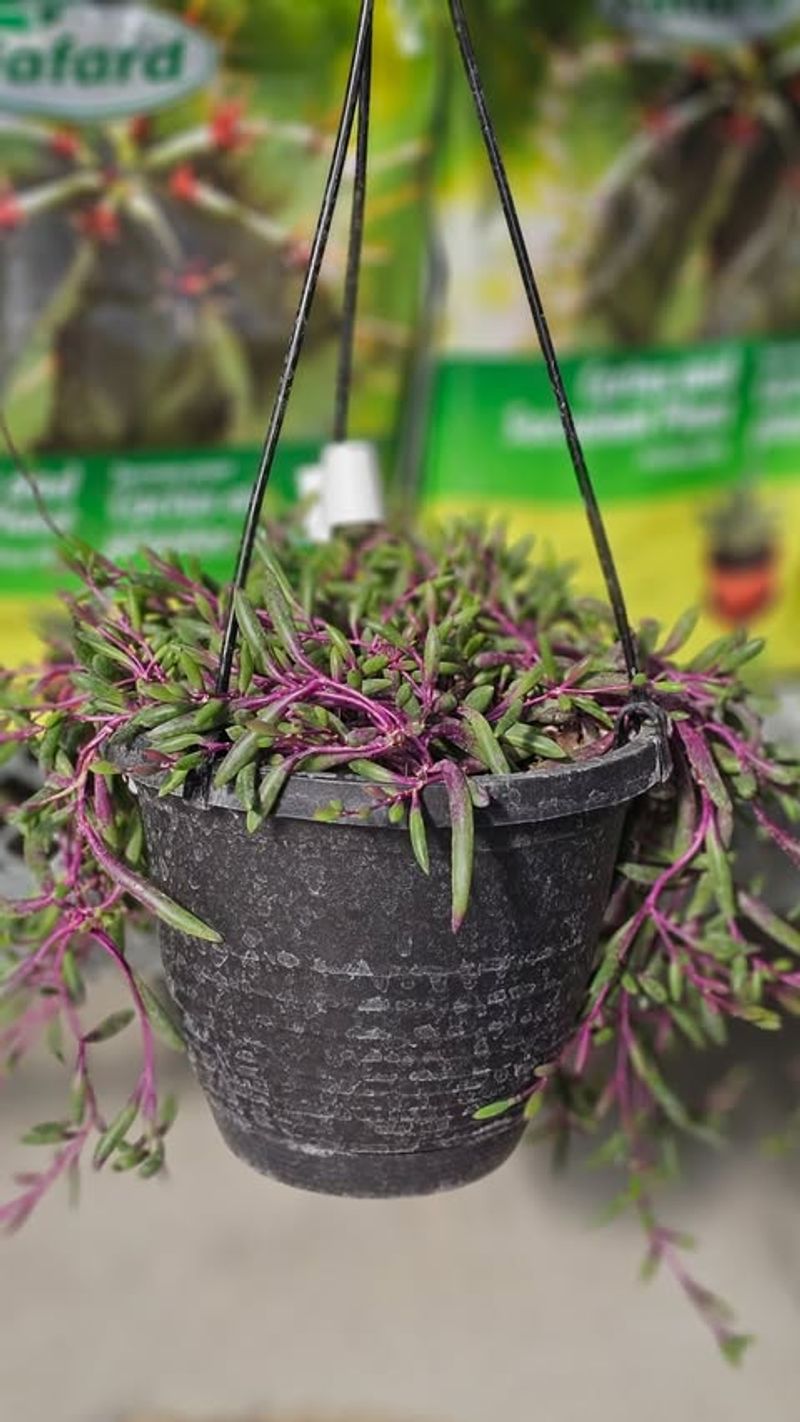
[210,100,250,152]
[76,202,121,243]
[169,164,200,203]
[50,129,81,162]
[642,105,674,138]
[176,267,208,299]
[169,261,229,300]
[284,236,313,273]
[0,186,23,231]
[722,110,761,146]
[128,115,152,147]
[689,52,716,81]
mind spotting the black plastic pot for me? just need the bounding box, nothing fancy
[125,729,665,1198]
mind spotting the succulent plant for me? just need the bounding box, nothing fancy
[0,512,798,1360]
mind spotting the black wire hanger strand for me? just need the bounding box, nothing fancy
[334,13,373,442]
[216,0,642,700]
[446,0,642,686]
[215,0,375,696]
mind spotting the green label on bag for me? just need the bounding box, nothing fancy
[0,442,313,596]
[422,338,800,673]
[0,2,217,119]
[424,338,800,505]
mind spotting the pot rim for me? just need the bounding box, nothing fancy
[709,549,776,573]
[115,722,670,830]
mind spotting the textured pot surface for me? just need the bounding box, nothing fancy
[130,731,665,1198]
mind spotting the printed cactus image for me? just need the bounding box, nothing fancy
[582,29,800,344]
[2,107,313,448]
[1,101,344,450]
[436,6,800,353]
[0,1,430,453]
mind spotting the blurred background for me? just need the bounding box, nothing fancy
[2,2,799,1419]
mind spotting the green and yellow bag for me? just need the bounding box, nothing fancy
[422,0,800,672]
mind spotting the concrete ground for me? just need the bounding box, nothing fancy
[2,1036,799,1422]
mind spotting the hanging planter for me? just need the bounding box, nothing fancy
[118,731,663,1197]
[3,0,676,1202]
[5,0,800,1360]
[102,0,668,1195]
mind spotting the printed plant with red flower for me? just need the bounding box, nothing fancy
[580,33,800,344]
[0,94,420,451]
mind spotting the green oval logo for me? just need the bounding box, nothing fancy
[602,0,800,44]
[0,2,218,120]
